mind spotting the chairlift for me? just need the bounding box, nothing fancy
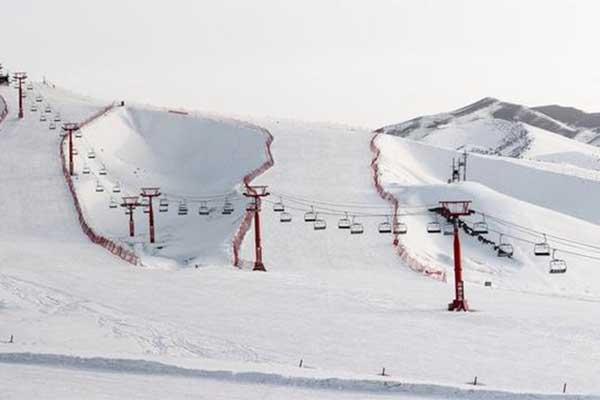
[393,221,408,235]
[534,234,551,257]
[45,105,52,113]
[75,129,82,138]
[54,114,62,123]
[30,104,38,112]
[549,250,567,274]
[140,198,150,214]
[427,220,442,234]
[40,114,47,122]
[178,201,188,216]
[338,212,351,229]
[82,165,90,174]
[273,199,285,212]
[99,165,107,176]
[350,216,364,235]
[112,182,121,193]
[222,199,234,215]
[378,216,392,234]
[497,234,514,258]
[95,181,104,192]
[109,197,118,209]
[473,214,489,234]
[246,202,257,212]
[26,83,33,90]
[313,214,327,230]
[198,201,210,215]
[71,148,78,156]
[87,149,96,159]
[443,223,454,236]
[280,211,292,223]
[35,95,43,102]
[304,206,317,222]
[48,122,56,130]
[159,197,169,213]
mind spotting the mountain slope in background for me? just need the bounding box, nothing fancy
[377,97,600,172]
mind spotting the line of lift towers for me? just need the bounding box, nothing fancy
[5,67,472,312]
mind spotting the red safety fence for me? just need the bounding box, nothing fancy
[0,95,8,124]
[60,103,141,267]
[370,132,446,282]
[232,126,275,267]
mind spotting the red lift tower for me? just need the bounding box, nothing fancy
[244,185,270,271]
[121,196,140,237]
[440,200,472,312]
[140,187,161,244]
[62,123,79,176]
[12,72,27,119]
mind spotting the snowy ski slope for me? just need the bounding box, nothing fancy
[0,82,598,398]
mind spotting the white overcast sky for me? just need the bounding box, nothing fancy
[2,0,599,127]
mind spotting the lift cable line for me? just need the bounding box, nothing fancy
[471,210,600,254]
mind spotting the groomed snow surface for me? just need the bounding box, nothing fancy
[0,83,598,399]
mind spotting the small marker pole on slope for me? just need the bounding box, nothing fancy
[121,196,140,237]
[140,187,161,243]
[244,185,270,271]
[440,200,472,312]
[62,123,79,176]
[12,72,27,119]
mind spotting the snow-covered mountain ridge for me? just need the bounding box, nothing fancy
[377,97,600,171]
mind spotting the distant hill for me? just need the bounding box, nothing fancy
[376,97,600,170]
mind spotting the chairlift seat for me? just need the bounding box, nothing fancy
[443,224,454,236]
[112,185,121,193]
[427,222,442,234]
[40,115,47,122]
[82,166,90,174]
[378,221,392,234]
[49,123,56,130]
[473,221,489,234]
[199,205,210,215]
[273,202,285,212]
[222,202,234,215]
[304,211,317,222]
[534,243,551,257]
[393,222,408,235]
[338,217,351,229]
[549,259,567,274]
[350,222,364,235]
[88,150,96,159]
[314,219,327,230]
[99,168,107,176]
[95,184,104,193]
[280,212,292,223]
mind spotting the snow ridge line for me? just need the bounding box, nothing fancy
[0,353,589,399]
[370,132,447,281]
[232,126,275,267]
[0,95,8,125]
[59,104,141,267]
